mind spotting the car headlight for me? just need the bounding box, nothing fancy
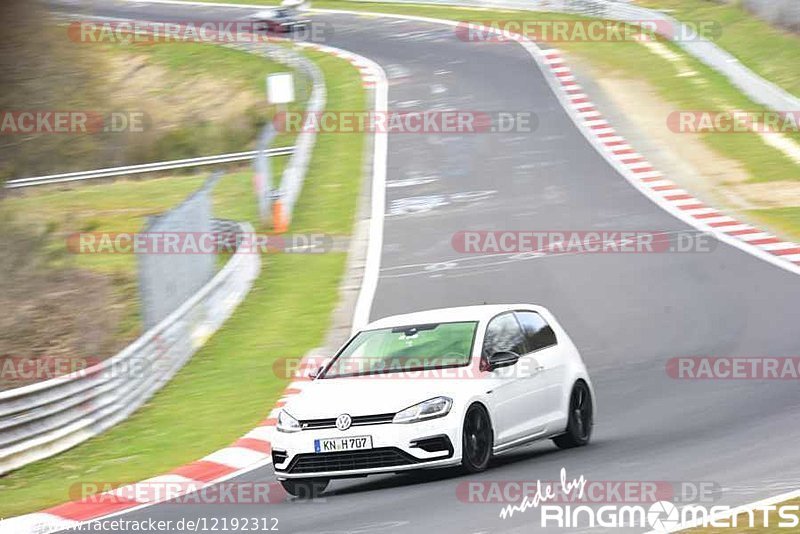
[277,409,301,433]
[393,397,453,424]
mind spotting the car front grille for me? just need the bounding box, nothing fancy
[298,413,395,430]
[283,447,418,474]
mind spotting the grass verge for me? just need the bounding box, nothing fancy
[2,12,299,179]
[2,38,303,356]
[0,46,365,517]
[638,0,800,98]
[116,41,309,154]
[747,207,800,243]
[5,175,208,276]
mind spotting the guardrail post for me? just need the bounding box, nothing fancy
[254,123,276,224]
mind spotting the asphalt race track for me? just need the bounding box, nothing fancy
[51,2,800,532]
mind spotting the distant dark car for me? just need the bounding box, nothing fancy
[251,8,310,33]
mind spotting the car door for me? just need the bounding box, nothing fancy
[482,312,550,446]
[515,310,565,429]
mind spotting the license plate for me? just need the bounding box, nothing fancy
[314,436,373,453]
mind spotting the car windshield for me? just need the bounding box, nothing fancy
[322,321,478,378]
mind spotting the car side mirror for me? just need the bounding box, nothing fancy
[487,351,519,371]
[308,365,324,380]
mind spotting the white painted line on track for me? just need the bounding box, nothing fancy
[350,58,388,333]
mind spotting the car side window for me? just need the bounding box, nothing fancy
[482,313,526,358]
[515,311,557,352]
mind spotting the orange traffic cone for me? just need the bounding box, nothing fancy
[272,199,288,233]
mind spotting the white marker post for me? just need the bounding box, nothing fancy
[268,72,295,107]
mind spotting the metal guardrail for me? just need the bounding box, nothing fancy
[0,222,260,475]
[0,21,320,477]
[5,147,294,189]
[351,0,800,113]
[741,0,800,32]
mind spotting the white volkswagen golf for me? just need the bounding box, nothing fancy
[271,304,595,497]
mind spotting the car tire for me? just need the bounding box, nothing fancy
[279,478,329,499]
[553,380,593,449]
[461,403,493,473]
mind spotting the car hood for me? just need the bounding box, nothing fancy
[282,376,475,419]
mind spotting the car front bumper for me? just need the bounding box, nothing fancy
[271,416,462,480]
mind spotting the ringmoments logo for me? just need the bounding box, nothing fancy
[493,468,800,530]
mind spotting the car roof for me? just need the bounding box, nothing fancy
[364,304,547,330]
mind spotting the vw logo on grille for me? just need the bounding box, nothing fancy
[335,413,352,431]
